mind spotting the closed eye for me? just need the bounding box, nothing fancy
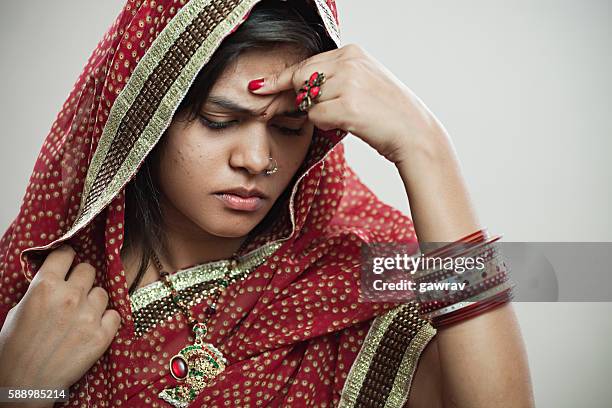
[199,115,303,136]
[272,124,303,136]
[198,115,237,130]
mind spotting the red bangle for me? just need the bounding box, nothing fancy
[421,228,489,260]
[415,235,502,283]
[418,269,510,313]
[431,287,514,328]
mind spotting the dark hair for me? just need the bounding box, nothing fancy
[124,0,334,295]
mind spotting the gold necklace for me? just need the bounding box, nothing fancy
[155,239,251,408]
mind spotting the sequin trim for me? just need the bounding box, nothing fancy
[312,0,341,46]
[131,241,281,337]
[338,302,437,408]
[130,241,281,312]
[384,323,437,408]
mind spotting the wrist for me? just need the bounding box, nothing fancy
[390,130,453,169]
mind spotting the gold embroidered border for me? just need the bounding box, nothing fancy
[384,323,437,408]
[338,302,437,408]
[312,0,341,46]
[78,0,261,237]
[79,0,219,217]
[132,280,220,337]
[339,305,402,407]
[130,241,281,312]
[133,291,181,338]
[130,241,281,337]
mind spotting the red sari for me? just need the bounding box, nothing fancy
[0,1,436,406]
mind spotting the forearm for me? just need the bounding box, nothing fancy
[394,132,535,407]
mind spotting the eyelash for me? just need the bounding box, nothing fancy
[198,115,303,136]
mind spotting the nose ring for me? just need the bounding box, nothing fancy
[265,157,278,175]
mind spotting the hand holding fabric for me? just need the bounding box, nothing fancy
[0,245,121,391]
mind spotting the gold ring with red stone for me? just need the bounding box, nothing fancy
[295,71,326,112]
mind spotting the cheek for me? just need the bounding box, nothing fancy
[276,133,314,173]
[158,137,216,200]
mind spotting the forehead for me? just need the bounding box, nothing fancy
[209,45,306,104]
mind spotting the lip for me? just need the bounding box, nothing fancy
[213,186,267,212]
[215,186,268,199]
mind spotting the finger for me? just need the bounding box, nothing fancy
[306,97,347,132]
[67,262,96,296]
[248,52,339,95]
[87,286,110,318]
[36,244,76,281]
[270,76,340,115]
[260,90,299,117]
[100,309,122,344]
[294,75,341,107]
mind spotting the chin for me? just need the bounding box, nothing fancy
[198,213,263,238]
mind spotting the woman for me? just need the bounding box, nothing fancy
[0,0,534,407]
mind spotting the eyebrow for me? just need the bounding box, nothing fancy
[206,95,307,118]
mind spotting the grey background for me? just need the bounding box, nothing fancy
[1,1,611,406]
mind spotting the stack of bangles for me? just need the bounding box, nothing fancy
[414,228,516,328]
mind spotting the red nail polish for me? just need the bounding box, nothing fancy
[248,78,264,91]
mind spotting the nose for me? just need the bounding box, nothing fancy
[228,122,272,175]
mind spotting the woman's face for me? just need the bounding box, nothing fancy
[157,45,314,240]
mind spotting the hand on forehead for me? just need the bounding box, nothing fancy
[207,47,307,119]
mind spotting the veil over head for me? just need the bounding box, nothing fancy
[0,0,436,406]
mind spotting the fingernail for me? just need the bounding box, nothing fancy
[248,78,264,91]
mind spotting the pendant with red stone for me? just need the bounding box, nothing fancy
[169,355,189,380]
[167,322,226,382]
[161,321,229,406]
